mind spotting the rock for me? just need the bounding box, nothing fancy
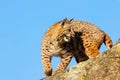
[41,39,120,80]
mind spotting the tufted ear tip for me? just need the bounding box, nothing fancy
[61,18,73,28]
[70,18,74,22]
[61,18,68,27]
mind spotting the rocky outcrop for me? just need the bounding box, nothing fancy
[41,39,120,80]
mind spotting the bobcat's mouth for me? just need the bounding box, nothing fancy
[62,29,75,42]
[63,35,71,42]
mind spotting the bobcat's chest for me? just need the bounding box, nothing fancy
[46,41,65,56]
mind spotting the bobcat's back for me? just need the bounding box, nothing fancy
[69,20,113,57]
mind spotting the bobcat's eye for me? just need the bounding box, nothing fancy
[68,29,71,32]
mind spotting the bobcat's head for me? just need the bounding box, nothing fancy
[55,18,75,43]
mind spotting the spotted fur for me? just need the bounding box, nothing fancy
[41,18,113,76]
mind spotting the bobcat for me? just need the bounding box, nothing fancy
[41,18,113,76]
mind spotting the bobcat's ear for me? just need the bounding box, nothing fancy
[61,18,73,28]
[61,18,68,28]
[69,18,74,22]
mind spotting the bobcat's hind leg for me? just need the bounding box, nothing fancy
[85,45,100,58]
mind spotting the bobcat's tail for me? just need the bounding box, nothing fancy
[104,33,113,49]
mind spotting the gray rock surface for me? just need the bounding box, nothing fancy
[41,39,120,80]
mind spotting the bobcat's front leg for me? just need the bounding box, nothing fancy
[41,54,52,76]
[52,53,73,75]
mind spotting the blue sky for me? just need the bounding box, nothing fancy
[0,0,120,80]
